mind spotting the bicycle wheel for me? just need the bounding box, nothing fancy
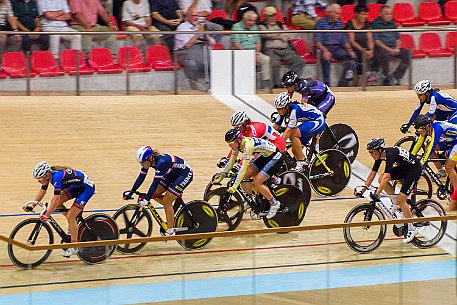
[203,181,215,200]
[113,204,153,253]
[394,135,426,154]
[410,199,447,248]
[263,184,307,228]
[343,204,387,254]
[393,173,432,201]
[308,149,351,196]
[175,200,218,250]
[77,213,119,264]
[8,218,54,269]
[204,186,244,231]
[319,123,359,163]
[278,171,312,210]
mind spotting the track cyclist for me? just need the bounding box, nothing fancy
[29,161,96,257]
[213,129,284,219]
[356,138,422,243]
[272,91,326,172]
[123,146,193,236]
[412,115,457,211]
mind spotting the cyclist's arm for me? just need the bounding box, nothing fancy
[34,183,49,202]
[427,95,437,118]
[411,134,426,155]
[222,150,239,174]
[282,127,294,141]
[375,172,391,196]
[130,167,148,193]
[420,128,439,165]
[145,160,167,201]
[230,141,253,190]
[46,194,61,216]
[362,170,377,190]
[407,101,425,126]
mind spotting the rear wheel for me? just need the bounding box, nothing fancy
[278,170,311,211]
[393,173,432,201]
[204,187,244,231]
[320,123,359,163]
[113,205,153,253]
[410,199,447,248]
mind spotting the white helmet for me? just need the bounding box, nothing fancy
[274,92,290,109]
[414,80,431,94]
[230,110,249,127]
[136,145,153,163]
[33,161,51,179]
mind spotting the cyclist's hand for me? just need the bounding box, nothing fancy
[400,123,409,134]
[227,186,237,194]
[212,172,226,184]
[23,201,36,212]
[139,199,149,207]
[370,192,381,202]
[217,157,228,168]
[270,111,279,123]
[123,192,133,200]
[232,164,241,174]
[40,214,48,222]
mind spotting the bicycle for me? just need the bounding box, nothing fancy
[8,201,119,269]
[343,186,447,254]
[113,191,218,253]
[319,123,359,164]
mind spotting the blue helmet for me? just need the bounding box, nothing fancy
[136,146,153,162]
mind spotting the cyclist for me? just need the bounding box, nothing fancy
[123,146,193,236]
[213,129,284,219]
[282,71,336,115]
[412,115,457,211]
[357,138,422,243]
[272,91,326,172]
[27,161,95,257]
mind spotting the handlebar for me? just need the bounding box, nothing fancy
[123,190,146,201]
[23,200,47,216]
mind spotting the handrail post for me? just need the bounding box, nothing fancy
[26,51,31,96]
[316,49,321,80]
[173,50,178,95]
[454,47,457,89]
[361,49,367,91]
[126,49,130,95]
[408,48,413,90]
[75,50,80,96]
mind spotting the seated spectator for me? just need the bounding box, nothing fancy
[150,0,183,51]
[290,0,327,30]
[179,0,224,37]
[37,0,81,59]
[174,7,214,89]
[69,0,118,57]
[212,0,226,11]
[122,0,161,48]
[12,0,49,53]
[0,0,21,62]
[314,4,356,87]
[337,1,387,5]
[259,6,305,88]
[100,0,113,15]
[371,5,409,86]
[232,10,271,88]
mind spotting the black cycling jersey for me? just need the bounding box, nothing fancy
[372,147,419,173]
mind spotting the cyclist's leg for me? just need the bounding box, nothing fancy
[241,165,257,195]
[165,169,193,231]
[296,120,326,166]
[399,164,423,243]
[289,127,306,161]
[68,185,95,243]
[252,152,283,201]
[446,145,457,210]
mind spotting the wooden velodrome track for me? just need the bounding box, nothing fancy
[0,90,456,305]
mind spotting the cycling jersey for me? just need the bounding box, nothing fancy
[412,121,457,163]
[407,90,457,125]
[244,121,286,152]
[50,169,95,208]
[289,79,336,114]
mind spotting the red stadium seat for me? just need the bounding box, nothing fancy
[208,9,228,21]
[146,45,176,71]
[1,52,36,78]
[419,2,451,25]
[289,39,316,64]
[444,1,457,23]
[118,46,151,72]
[259,7,283,23]
[89,48,124,74]
[212,43,225,50]
[367,4,383,22]
[341,4,355,25]
[110,15,128,40]
[31,51,66,77]
[446,32,457,53]
[0,69,7,79]
[393,2,425,26]
[419,32,453,57]
[400,34,426,58]
[315,7,326,18]
[286,7,301,30]
[60,49,95,75]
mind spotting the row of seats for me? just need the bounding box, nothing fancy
[0,45,176,78]
[401,32,457,58]
[393,1,457,26]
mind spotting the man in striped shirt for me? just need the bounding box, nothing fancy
[291,0,327,30]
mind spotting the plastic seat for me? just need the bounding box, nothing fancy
[419,32,453,57]
[289,39,316,64]
[212,43,225,50]
[1,52,36,78]
[117,46,151,72]
[59,49,95,75]
[315,7,326,18]
[31,51,66,77]
[393,2,425,26]
[419,2,451,25]
[0,70,7,79]
[341,4,355,25]
[446,32,457,53]
[110,15,127,40]
[286,7,301,30]
[400,34,426,58]
[259,7,284,23]
[88,48,124,74]
[146,45,176,71]
[445,1,457,23]
[368,4,383,22]
[208,9,228,21]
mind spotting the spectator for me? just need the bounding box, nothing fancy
[37,0,81,59]
[69,0,118,57]
[438,0,447,13]
[0,0,21,61]
[12,0,49,52]
[259,6,305,88]
[100,0,113,15]
[122,0,161,48]
[232,10,271,88]
[174,7,214,89]
[371,5,410,86]
[150,0,183,51]
[179,0,224,37]
[212,0,226,10]
[314,4,356,87]
[290,0,327,30]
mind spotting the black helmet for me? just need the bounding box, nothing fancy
[282,71,298,86]
[225,128,242,142]
[366,138,385,150]
[413,114,432,129]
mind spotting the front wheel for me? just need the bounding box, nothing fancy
[204,187,244,231]
[410,199,447,248]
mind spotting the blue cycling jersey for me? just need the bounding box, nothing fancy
[295,79,328,99]
[51,169,93,191]
[408,90,457,125]
[275,103,325,128]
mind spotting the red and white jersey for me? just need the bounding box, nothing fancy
[244,122,286,152]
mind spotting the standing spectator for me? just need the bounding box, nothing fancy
[232,10,271,88]
[69,0,118,57]
[174,7,214,89]
[122,0,161,48]
[0,0,21,61]
[314,4,356,87]
[290,0,327,30]
[259,6,305,88]
[37,0,81,59]
[371,5,410,86]
[150,0,183,51]
[12,0,49,52]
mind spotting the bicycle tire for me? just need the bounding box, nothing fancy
[113,204,153,254]
[308,149,351,196]
[204,186,244,231]
[77,213,119,264]
[343,204,387,254]
[319,123,359,164]
[175,200,218,250]
[263,184,307,228]
[278,170,312,210]
[8,218,54,269]
[410,199,447,249]
[394,135,426,154]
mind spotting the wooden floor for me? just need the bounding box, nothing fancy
[0,91,456,304]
